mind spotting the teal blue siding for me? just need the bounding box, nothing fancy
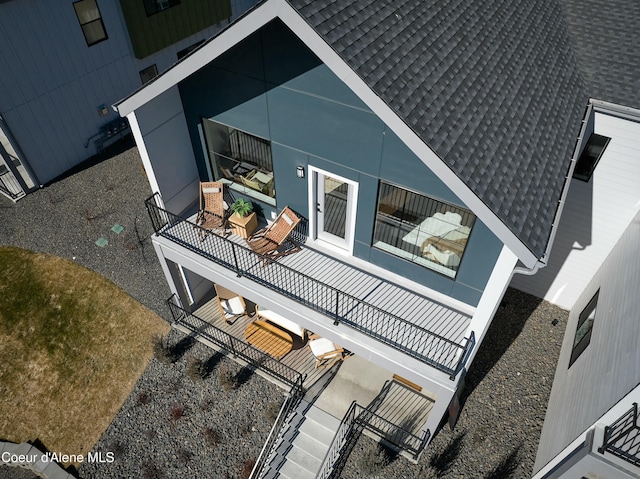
[175,19,503,306]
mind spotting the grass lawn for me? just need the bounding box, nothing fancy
[0,246,169,462]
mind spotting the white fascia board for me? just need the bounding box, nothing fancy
[127,111,161,198]
[116,0,537,266]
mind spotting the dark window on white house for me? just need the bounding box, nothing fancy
[573,134,610,182]
[144,0,180,16]
[372,182,475,278]
[177,40,205,60]
[569,290,599,367]
[139,64,158,85]
[73,0,108,46]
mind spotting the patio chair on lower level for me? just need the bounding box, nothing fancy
[214,284,247,325]
[308,334,346,369]
[195,182,228,241]
[245,206,301,264]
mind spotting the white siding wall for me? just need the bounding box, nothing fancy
[533,209,640,473]
[511,111,640,310]
[0,0,257,185]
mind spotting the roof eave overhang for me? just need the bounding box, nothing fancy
[114,0,539,267]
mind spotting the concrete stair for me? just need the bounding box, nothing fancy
[261,401,341,479]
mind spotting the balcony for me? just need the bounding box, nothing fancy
[146,194,473,378]
[598,402,640,467]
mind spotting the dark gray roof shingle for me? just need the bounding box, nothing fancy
[288,0,588,259]
[559,0,640,108]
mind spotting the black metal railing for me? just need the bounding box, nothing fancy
[250,383,304,479]
[598,402,640,467]
[317,401,431,479]
[166,295,306,391]
[147,193,471,378]
[0,164,23,200]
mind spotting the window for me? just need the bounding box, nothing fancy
[573,134,610,182]
[373,182,475,278]
[73,0,107,46]
[569,290,599,367]
[202,119,276,206]
[177,40,205,60]
[139,64,158,85]
[144,0,180,16]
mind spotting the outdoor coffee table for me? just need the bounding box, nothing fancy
[244,320,293,359]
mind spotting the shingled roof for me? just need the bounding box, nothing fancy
[287,0,588,259]
[559,0,640,109]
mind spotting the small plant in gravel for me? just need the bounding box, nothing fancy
[168,403,186,422]
[144,429,156,440]
[186,355,209,381]
[265,400,284,422]
[218,364,238,391]
[203,427,221,447]
[142,460,165,479]
[152,334,177,364]
[176,448,193,466]
[357,443,394,477]
[239,458,256,479]
[137,391,151,405]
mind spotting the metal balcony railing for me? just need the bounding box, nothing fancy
[598,402,640,467]
[146,193,471,378]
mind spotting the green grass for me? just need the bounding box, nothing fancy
[0,246,169,462]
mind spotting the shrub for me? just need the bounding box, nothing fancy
[218,364,238,391]
[186,355,208,381]
[239,458,256,479]
[168,403,185,422]
[203,427,220,447]
[357,443,393,477]
[137,391,151,405]
[152,335,176,364]
[265,400,283,423]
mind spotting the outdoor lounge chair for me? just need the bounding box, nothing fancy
[308,334,346,369]
[214,284,247,324]
[195,182,228,240]
[245,206,301,263]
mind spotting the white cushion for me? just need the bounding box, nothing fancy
[202,186,220,194]
[258,309,305,337]
[309,337,338,357]
[221,296,244,317]
[281,213,294,225]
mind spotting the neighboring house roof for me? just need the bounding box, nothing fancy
[116,0,590,263]
[559,0,640,109]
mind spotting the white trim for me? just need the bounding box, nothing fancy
[127,112,162,199]
[307,165,358,256]
[198,123,213,181]
[177,264,195,305]
[115,0,537,266]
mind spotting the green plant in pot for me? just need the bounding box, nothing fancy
[231,198,253,218]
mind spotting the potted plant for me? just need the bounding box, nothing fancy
[230,198,253,218]
[228,198,257,238]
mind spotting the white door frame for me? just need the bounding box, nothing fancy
[307,165,358,256]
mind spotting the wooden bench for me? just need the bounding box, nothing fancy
[244,320,293,359]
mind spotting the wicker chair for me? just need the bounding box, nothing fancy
[195,182,228,241]
[245,206,301,264]
[214,284,247,324]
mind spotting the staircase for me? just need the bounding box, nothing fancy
[261,400,340,479]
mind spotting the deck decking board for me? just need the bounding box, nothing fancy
[164,220,472,357]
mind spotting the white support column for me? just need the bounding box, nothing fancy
[127,111,162,201]
[421,383,456,447]
[152,240,182,311]
[463,245,519,368]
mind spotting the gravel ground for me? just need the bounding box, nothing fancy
[0,147,569,478]
[77,329,282,479]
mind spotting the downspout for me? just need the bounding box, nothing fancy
[513,102,594,277]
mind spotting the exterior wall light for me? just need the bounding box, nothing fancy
[296,166,305,178]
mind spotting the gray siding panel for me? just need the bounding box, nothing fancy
[534,209,640,473]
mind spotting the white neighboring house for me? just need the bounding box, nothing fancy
[532,208,640,479]
[0,0,258,201]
